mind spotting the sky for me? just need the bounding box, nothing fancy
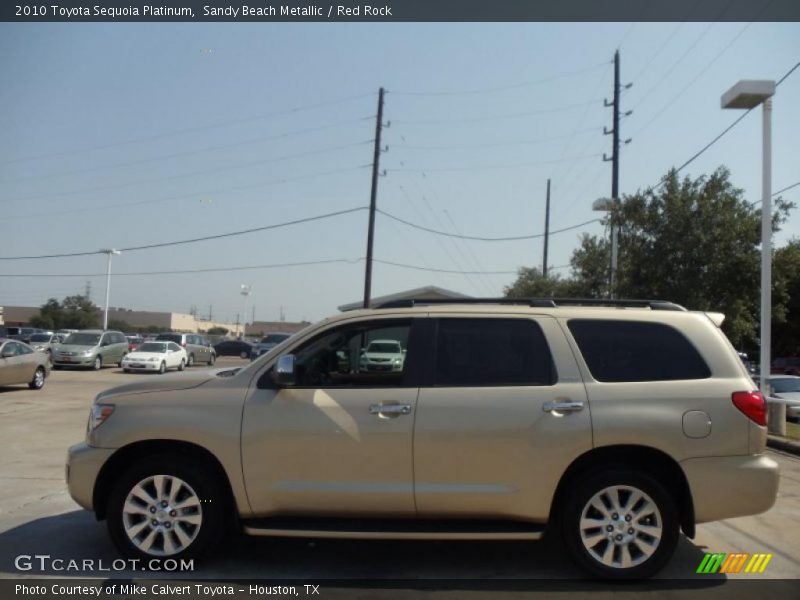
[0,21,798,324]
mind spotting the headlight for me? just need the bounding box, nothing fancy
[393,358,402,364]
[89,404,115,431]
[82,350,93,356]
[147,357,157,362]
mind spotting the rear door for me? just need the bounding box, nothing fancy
[413,315,592,522]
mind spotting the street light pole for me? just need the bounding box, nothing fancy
[721,79,778,430]
[240,284,252,338]
[99,249,121,330]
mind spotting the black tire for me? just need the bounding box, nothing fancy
[178,359,186,372]
[29,367,46,390]
[187,354,195,367]
[561,469,679,580]
[93,356,102,371]
[123,368,131,373]
[240,351,248,359]
[207,353,215,366]
[158,361,166,375]
[53,365,62,370]
[106,456,226,561]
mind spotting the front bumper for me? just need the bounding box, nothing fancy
[682,454,779,523]
[53,355,95,366]
[66,442,115,512]
[122,361,161,371]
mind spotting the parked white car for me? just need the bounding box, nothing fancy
[121,341,187,374]
[359,339,406,372]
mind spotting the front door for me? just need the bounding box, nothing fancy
[413,315,592,522]
[241,317,422,517]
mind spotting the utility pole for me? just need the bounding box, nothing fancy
[208,305,213,321]
[84,280,92,301]
[603,50,631,299]
[251,305,255,325]
[363,87,385,309]
[542,179,551,278]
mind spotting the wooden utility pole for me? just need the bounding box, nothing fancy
[363,87,385,309]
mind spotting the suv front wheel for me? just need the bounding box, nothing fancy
[107,457,224,561]
[561,469,679,579]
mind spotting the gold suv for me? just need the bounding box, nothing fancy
[66,298,779,579]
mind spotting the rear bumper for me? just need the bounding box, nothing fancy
[681,454,779,523]
[66,442,115,512]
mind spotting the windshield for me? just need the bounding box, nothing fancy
[367,342,401,353]
[30,334,51,342]
[771,378,800,394]
[262,334,290,344]
[138,343,167,353]
[65,333,100,346]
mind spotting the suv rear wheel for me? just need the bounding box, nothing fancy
[106,457,224,560]
[561,469,678,579]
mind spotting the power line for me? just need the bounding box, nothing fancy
[390,128,600,151]
[652,60,800,188]
[0,256,518,278]
[389,62,609,96]
[377,209,601,242]
[0,118,372,184]
[0,92,375,166]
[391,99,603,125]
[373,259,516,275]
[5,166,367,220]
[388,154,601,174]
[632,21,755,136]
[7,144,371,203]
[0,207,368,260]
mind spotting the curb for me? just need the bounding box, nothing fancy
[767,436,800,456]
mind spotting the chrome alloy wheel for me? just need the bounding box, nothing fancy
[34,369,44,387]
[578,485,662,569]
[122,474,203,556]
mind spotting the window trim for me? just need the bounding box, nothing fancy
[430,317,557,388]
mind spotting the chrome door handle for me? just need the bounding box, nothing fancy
[543,400,584,413]
[370,403,412,415]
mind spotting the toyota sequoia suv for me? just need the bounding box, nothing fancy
[66,298,779,579]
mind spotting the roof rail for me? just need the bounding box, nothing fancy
[374,297,687,311]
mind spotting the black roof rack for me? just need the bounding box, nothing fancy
[375,297,687,311]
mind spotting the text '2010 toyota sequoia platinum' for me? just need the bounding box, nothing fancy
[66,298,779,579]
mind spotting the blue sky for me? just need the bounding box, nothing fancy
[1,22,798,323]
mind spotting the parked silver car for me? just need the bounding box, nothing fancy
[52,330,128,370]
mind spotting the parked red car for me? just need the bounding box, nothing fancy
[125,334,143,352]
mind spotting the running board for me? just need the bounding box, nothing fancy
[241,517,545,540]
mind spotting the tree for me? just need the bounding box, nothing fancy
[505,267,588,298]
[504,167,794,350]
[29,295,100,330]
[207,326,229,335]
[773,239,800,356]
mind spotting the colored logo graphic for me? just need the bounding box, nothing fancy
[696,552,773,574]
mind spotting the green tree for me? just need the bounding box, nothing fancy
[504,167,794,349]
[505,267,588,298]
[29,295,100,330]
[773,239,800,356]
[207,326,229,335]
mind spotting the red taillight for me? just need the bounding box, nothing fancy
[732,391,767,426]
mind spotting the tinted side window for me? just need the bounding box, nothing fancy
[19,344,33,355]
[568,319,711,382]
[290,320,412,388]
[434,319,555,387]
[157,334,181,344]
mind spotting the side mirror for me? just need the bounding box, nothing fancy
[1,350,13,359]
[274,354,296,386]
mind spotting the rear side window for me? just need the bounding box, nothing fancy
[434,318,555,387]
[157,333,181,344]
[567,319,711,382]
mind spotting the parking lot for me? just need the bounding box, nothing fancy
[1,359,799,592]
